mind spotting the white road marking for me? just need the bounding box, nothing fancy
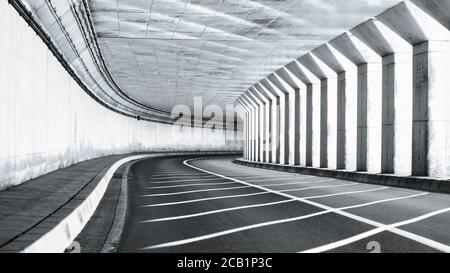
[149,178,226,184]
[301,207,450,253]
[303,187,389,199]
[183,158,448,252]
[142,211,329,249]
[244,177,333,183]
[338,193,429,210]
[142,182,358,199]
[141,191,269,207]
[150,173,212,177]
[139,200,295,223]
[140,192,427,224]
[141,185,252,197]
[279,183,358,192]
[251,179,336,187]
[147,181,239,189]
[141,192,430,249]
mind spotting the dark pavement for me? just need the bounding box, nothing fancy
[117,155,450,253]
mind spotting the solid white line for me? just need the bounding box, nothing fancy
[141,191,269,207]
[141,185,252,197]
[150,175,216,179]
[254,179,336,187]
[279,183,358,192]
[147,181,238,189]
[139,200,295,223]
[149,178,226,184]
[244,177,333,183]
[150,174,212,177]
[338,193,428,210]
[183,158,447,252]
[303,187,389,199]
[301,207,450,253]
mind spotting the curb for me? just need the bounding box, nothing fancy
[21,152,240,253]
[233,159,450,194]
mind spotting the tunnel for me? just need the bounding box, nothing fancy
[1,0,450,256]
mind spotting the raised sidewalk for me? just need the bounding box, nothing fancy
[234,159,450,194]
[0,152,236,253]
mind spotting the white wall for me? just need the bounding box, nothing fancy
[0,3,241,190]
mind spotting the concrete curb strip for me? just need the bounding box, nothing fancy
[21,152,239,253]
[233,159,450,194]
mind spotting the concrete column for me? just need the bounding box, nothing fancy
[381,53,412,175]
[306,84,313,167]
[330,33,381,172]
[376,1,450,177]
[236,101,248,160]
[248,89,266,162]
[282,65,309,166]
[289,61,321,167]
[253,84,272,163]
[351,18,413,175]
[298,53,337,168]
[235,105,247,159]
[257,83,278,164]
[273,97,281,163]
[292,89,301,165]
[241,98,253,161]
[336,72,347,169]
[412,41,450,177]
[273,72,300,166]
[265,77,289,165]
[243,94,259,162]
[357,63,382,172]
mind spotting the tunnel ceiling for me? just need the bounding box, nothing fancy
[88,0,402,114]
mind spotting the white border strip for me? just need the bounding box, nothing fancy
[20,154,154,253]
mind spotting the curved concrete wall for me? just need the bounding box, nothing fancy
[0,3,241,190]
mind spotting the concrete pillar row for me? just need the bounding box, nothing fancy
[248,89,266,163]
[351,18,413,175]
[251,86,271,163]
[238,97,251,161]
[257,83,278,164]
[330,32,382,172]
[274,71,302,166]
[312,43,356,170]
[377,1,450,177]
[265,76,290,165]
[282,64,309,166]
[272,72,299,166]
[255,83,274,164]
[260,79,282,164]
[291,60,321,168]
[235,101,248,160]
[298,52,339,169]
[234,105,247,159]
[238,98,253,161]
[242,94,259,162]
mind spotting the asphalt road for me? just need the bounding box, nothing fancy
[117,155,450,253]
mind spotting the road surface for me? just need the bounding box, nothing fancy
[117,155,450,253]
